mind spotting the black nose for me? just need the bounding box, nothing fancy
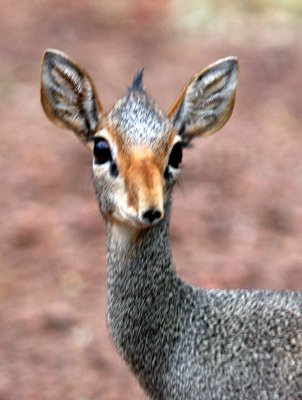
[142,209,162,224]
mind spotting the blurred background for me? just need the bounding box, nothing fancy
[1,0,302,399]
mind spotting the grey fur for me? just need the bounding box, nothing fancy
[107,90,173,146]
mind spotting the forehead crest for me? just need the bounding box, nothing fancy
[107,72,172,145]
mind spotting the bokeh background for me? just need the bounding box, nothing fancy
[1,1,302,399]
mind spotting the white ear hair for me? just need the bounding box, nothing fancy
[168,57,238,144]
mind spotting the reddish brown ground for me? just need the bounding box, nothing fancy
[1,1,302,399]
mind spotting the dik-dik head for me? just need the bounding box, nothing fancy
[41,49,238,229]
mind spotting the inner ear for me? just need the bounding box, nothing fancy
[41,49,104,144]
[168,57,238,144]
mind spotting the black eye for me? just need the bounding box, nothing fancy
[168,142,183,169]
[93,138,112,165]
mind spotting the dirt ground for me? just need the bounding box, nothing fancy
[0,1,302,399]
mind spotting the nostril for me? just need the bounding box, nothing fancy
[142,209,162,224]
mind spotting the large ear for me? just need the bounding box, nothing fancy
[41,49,104,144]
[168,57,238,144]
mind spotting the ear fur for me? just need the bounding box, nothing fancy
[168,57,238,144]
[41,49,103,144]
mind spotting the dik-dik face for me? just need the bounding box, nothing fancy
[41,50,238,229]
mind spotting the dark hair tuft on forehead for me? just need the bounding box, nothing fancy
[128,68,145,93]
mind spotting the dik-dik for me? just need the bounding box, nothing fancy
[41,49,302,400]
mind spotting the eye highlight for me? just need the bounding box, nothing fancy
[168,142,183,169]
[93,138,112,165]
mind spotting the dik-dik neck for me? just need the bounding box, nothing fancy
[106,203,183,385]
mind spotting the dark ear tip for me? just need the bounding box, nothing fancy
[42,49,69,66]
[229,56,238,67]
[223,56,239,74]
[218,56,238,69]
[225,56,238,62]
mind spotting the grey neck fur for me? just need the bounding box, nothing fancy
[106,200,184,396]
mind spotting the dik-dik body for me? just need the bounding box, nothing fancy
[41,49,302,399]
